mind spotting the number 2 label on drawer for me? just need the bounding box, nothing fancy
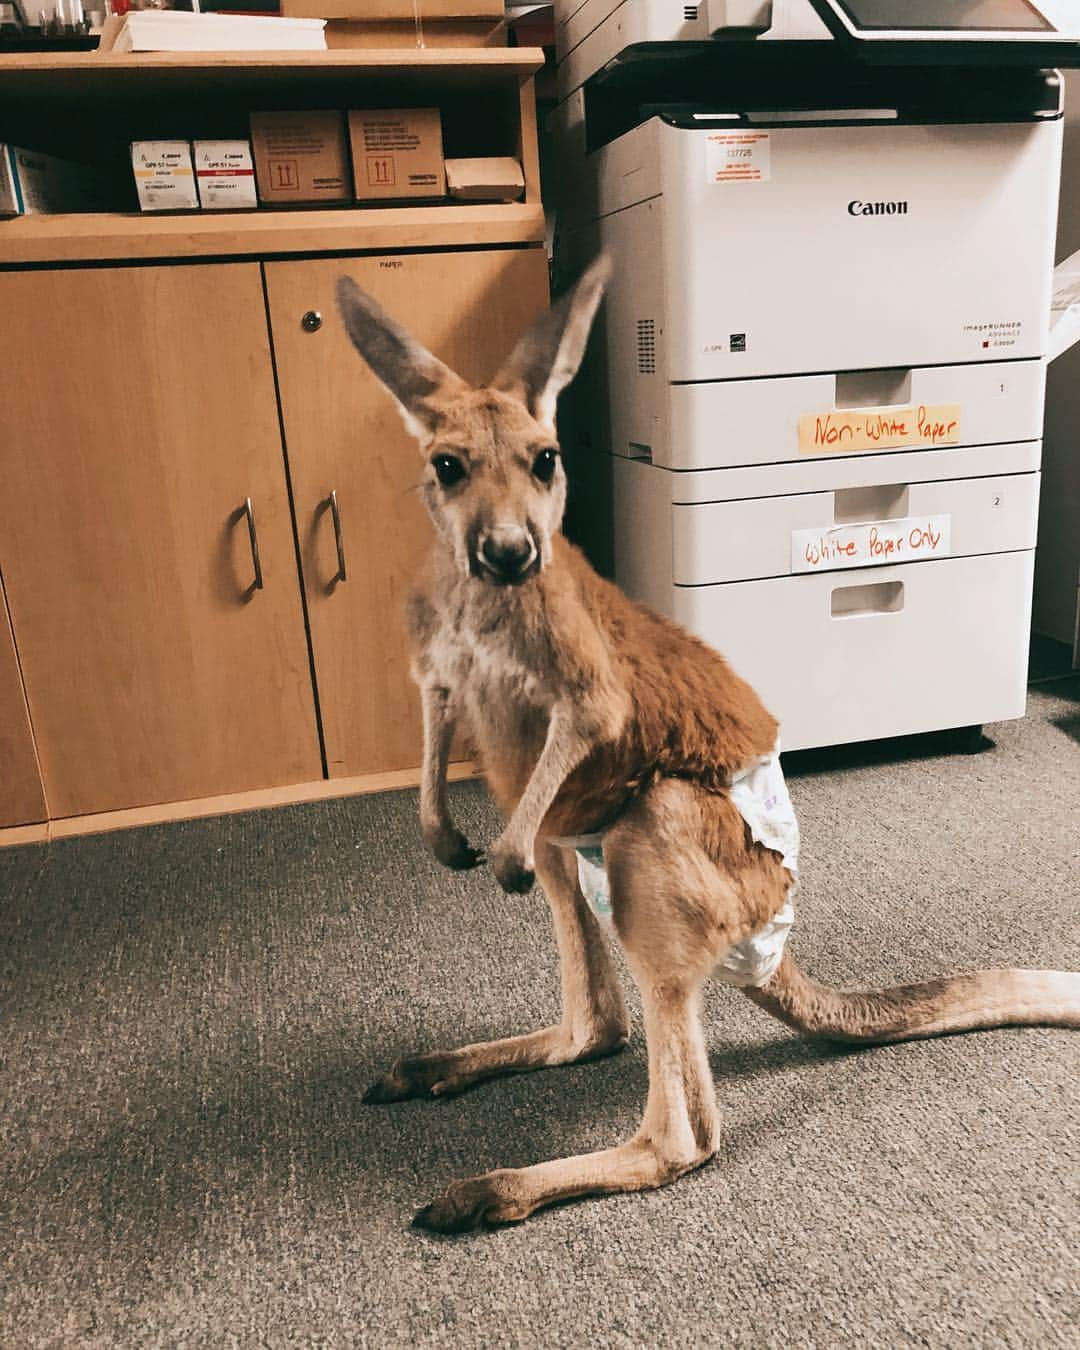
[792,515,953,574]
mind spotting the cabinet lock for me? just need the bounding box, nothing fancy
[301,310,323,333]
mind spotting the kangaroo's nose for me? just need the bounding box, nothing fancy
[478,529,536,582]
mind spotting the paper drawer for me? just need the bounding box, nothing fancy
[671,471,1040,585]
[660,360,1046,471]
[671,551,1035,752]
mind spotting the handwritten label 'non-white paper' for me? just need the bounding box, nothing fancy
[792,515,952,574]
[798,405,961,454]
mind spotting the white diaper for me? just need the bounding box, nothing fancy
[551,742,798,988]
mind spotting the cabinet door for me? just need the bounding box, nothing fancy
[0,264,322,817]
[0,579,46,827]
[266,248,549,777]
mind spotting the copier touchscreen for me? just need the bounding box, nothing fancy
[809,0,1080,59]
[832,0,1053,29]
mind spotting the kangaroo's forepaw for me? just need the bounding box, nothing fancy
[491,841,534,895]
[428,826,485,871]
[412,1171,530,1234]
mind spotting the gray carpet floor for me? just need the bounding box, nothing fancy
[3,679,1079,1349]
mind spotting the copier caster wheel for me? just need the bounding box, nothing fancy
[954,725,991,755]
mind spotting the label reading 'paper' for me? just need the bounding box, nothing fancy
[706,132,770,183]
[798,405,962,454]
[792,515,952,574]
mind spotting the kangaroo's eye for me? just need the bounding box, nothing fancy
[432,454,466,488]
[532,448,559,484]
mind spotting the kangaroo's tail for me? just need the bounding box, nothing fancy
[743,953,1080,1045]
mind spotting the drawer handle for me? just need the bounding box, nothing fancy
[329,489,347,583]
[835,367,912,410]
[243,496,264,591]
[834,483,909,524]
[831,580,904,618]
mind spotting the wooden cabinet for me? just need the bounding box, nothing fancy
[0,264,322,817]
[266,248,550,776]
[0,580,46,827]
[0,249,548,826]
[0,48,549,839]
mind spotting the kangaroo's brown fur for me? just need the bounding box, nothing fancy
[337,262,1080,1234]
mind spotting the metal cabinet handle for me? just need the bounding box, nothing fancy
[329,489,347,583]
[243,496,264,591]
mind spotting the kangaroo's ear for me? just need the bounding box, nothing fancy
[490,255,611,431]
[336,276,469,443]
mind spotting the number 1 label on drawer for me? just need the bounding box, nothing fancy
[792,515,953,574]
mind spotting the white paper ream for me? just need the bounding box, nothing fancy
[1049,246,1080,363]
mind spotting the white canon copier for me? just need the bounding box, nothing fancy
[552,0,1080,751]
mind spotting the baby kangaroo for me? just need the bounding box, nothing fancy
[337,259,1080,1234]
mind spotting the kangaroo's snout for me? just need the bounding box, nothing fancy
[474,526,539,585]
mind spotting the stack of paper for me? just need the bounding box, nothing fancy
[1050,247,1080,364]
[104,11,327,53]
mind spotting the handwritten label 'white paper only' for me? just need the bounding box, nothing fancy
[792,516,953,574]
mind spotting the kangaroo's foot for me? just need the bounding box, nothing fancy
[411,1132,714,1233]
[364,1021,628,1104]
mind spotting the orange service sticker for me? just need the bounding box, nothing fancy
[706,132,771,183]
[798,404,961,455]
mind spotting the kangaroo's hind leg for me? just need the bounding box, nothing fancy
[364,837,629,1103]
[412,973,718,1232]
[412,779,783,1231]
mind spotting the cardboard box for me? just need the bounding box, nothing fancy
[249,111,350,205]
[282,0,501,17]
[194,140,258,211]
[446,156,524,202]
[0,144,100,216]
[348,108,445,202]
[324,18,504,47]
[131,141,199,213]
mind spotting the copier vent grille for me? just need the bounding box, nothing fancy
[637,319,657,374]
[683,5,699,19]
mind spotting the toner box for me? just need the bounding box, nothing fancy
[0,144,99,216]
[131,140,198,212]
[348,108,445,201]
[445,156,523,202]
[250,110,350,204]
[194,139,258,210]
